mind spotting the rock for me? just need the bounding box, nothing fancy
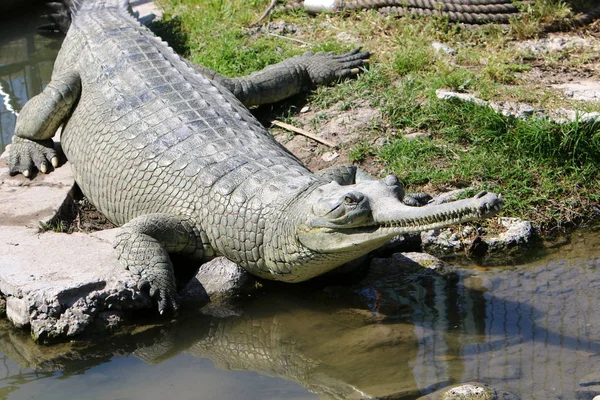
[517,36,600,55]
[486,217,534,254]
[181,257,256,304]
[6,297,30,328]
[421,217,534,261]
[0,142,73,228]
[417,382,519,400]
[421,228,465,255]
[403,131,431,141]
[0,225,154,342]
[553,81,600,103]
[321,151,340,162]
[432,42,456,55]
[436,89,600,122]
[132,0,163,20]
[1,143,154,342]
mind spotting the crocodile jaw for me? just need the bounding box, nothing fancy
[298,191,503,253]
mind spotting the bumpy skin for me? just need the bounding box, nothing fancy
[10,0,501,314]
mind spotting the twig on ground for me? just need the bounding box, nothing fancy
[250,0,279,27]
[265,32,311,46]
[271,120,337,147]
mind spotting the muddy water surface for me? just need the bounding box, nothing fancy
[1,229,599,400]
[2,6,600,400]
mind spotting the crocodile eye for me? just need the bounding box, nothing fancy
[344,195,358,206]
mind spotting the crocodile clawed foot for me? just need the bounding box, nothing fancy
[403,192,433,207]
[147,280,180,316]
[305,47,371,85]
[8,136,59,178]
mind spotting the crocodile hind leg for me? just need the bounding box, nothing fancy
[185,48,370,106]
[9,71,81,177]
[113,213,207,315]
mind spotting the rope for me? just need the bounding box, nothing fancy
[266,0,600,29]
[343,0,518,14]
[378,5,512,24]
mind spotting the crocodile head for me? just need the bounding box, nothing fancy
[297,175,502,254]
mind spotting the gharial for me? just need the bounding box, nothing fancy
[9,0,502,314]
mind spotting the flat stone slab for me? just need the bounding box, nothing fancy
[553,80,600,102]
[0,144,73,228]
[0,226,151,342]
[0,143,155,342]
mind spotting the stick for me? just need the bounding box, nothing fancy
[250,0,279,27]
[271,120,337,147]
[265,32,312,46]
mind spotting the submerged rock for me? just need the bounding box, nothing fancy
[418,382,519,400]
[421,217,534,262]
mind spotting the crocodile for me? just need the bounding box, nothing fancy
[9,0,502,314]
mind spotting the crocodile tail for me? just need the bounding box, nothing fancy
[69,0,131,17]
[38,0,131,35]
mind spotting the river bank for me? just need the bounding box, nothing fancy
[155,0,600,234]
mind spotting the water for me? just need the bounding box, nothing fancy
[0,4,61,154]
[1,230,599,399]
[2,7,600,400]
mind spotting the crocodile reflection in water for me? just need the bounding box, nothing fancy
[3,250,600,399]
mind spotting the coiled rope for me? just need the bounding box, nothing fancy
[257,0,600,29]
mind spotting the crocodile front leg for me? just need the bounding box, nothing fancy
[316,164,378,185]
[186,48,370,106]
[112,213,207,314]
[9,71,81,177]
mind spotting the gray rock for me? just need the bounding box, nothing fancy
[0,225,153,342]
[0,142,73,229]
[1,144,151,342]
[181,257,255,304]
[418,382,519,400]
[6,297,29,328]
[436,89,600,122]
[486,217,534,253]
[421,228,465,255]
[553,81,600,103]
[421,217,534,261]
[517,36,600,55]
[432,42,456,55]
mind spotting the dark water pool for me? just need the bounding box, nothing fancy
[2,5,600,400]
[0,4,60,154]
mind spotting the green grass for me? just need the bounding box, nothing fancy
[156,0,600,232]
